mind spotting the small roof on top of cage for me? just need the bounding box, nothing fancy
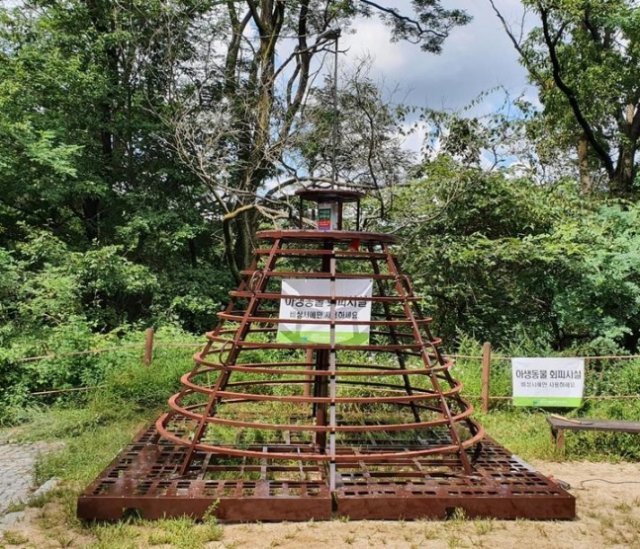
[295,185,364,204]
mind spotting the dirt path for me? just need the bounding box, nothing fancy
[218,460,640,549]
[3,460,639,548]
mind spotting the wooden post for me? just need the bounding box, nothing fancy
[550,425,565,450]
[481,341,491,413]
[143,328,155,367]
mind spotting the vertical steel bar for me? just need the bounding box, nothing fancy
[328,253,337,491]
[314,242,332,451]
[383,244,473,474]
[303,348,313,397]
[367,243,421,423]
[404,270,481,441]
[397,260,481,442]
[299,195,304,229]
[179,241,281,475]
[331,35,339,189]
[162,262,258,444]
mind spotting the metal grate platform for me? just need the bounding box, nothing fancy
[78,422,575,521]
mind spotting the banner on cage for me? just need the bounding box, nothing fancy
[276,278,373,345]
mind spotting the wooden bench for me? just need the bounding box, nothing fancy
[547,415,640,449]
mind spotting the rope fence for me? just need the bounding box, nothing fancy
[449,353,640,361]
[16,348,640,365]
[15,342,201,364]
[8,332,639,403]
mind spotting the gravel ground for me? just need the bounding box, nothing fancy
[0,444,43,515]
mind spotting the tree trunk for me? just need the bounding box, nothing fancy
[233,209,258,271]
[611,144,636,197]
[188,238,197,268]
[610,103,638,197]
[82,197,101,242]
[85,0,119,244]
[577,133,592,195]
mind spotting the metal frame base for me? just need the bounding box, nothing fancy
[78,423,575,521]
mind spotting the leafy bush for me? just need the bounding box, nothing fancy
[383,158,640,355]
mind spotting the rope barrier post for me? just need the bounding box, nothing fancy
[144,328,155,367]
[481,341,492,413]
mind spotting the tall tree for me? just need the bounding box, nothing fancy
[0,0,212,246]
[490,0,640,196]
[286,59,415,221]
[0,1,237,333]
[165,1,470,276]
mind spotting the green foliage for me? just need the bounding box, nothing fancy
[17,349,640,494]
[384,157,640,354]
[0,311,195,424]
[572,396,640,458]
[355,0,470,53]
[0,0,230,339]
[516,0,640,194]
[294,61,413,204]
[1,0,640,466]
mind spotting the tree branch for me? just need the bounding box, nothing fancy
[246,0,265,34]
[488,0,543,82]
[359,0,446,39]
[630,101,640,140]
[224,8,251,93]
[539,5,615,177]
[263,176,336,199]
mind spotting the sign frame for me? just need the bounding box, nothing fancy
[276,278,373,345]
[511,357,585,408]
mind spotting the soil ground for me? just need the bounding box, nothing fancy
[2,460,639,548]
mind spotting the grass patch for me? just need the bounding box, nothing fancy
[1,335,638,546]
[473,520,494,536]
[144,516,223,548]
[2,530,29,545]
[474,410,557,461]
[84,515,223,549]
[34,411,152,485]
[88,521,143,549]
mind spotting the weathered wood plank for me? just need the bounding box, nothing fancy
[547,415,640,450]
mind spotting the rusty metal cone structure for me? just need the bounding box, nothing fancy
[78,188,576,521]
[158,189,484,479]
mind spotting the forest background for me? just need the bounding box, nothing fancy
[1,0,640,434]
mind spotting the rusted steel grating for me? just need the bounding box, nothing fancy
[78,424,575,521]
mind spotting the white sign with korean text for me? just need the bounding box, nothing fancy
[276,278,373,345]
[512,357,585,407]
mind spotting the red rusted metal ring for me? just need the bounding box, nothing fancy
[160,229,484,476]
[256,230,398,244]
[156,413,485,463]
[166,391,476,433]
